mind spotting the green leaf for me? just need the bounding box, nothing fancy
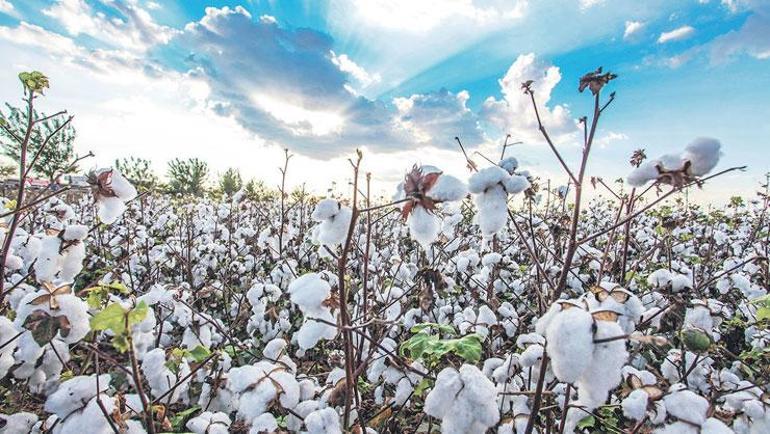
[757,307,770,322]
[127,301,149,327]
[188,345,211,363]
[170,406,200,430]
[414,378,432,397]
[576,415,595,429]
[90,303,128,333]
[452,334,483,363]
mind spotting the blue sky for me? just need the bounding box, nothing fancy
[0,0,767,202]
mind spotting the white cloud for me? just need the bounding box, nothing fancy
[657,25,695,43]
[710,3,770,62]
[579,0,605,9]
[0,22,80,55]
[623,20,645,40]
[393,89,485,145]
[595,131,628,148]
[43,0,178,52]
[0,0,14,14]
[480,53,578,145]
[343,0,527,33]
[330,51,381,89]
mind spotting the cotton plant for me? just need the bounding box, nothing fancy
[394,164,467,248]
[468,163,529,236]
[627,138,722,188]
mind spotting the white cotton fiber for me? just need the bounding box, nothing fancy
[429,174,467,202]
[682,138,721,176]
[408,206,441,247]
[545,307,594,383]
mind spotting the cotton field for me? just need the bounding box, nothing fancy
[0,70,768,434]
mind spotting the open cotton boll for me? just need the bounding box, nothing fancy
[627,161,661,187]
[0,412,38,434]
[97,196,127,225]
[296,309,338,350]
[186,411,231,434]
[288,273,331,312]
[44,374,110,418]
[469,166,510,194]
[249,413,278,434]
[575,319,627,408]
[663,387,709,426]
[474,185,509,236]
[61,225,89,241]
[428,174,467,202]
[682,138,721,176]
[312,199,342,221]
[407,206,441,247]
[317,206,352,246]
[107,169,137,201]
[622,389,649,422]
[0,316,19,378]
[502,175,530,194]
[545,307,594,383]
[424,365,499,434]
[304,407,341,434]
[499,157,519,174]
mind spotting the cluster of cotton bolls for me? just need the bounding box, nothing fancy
[245,282,290,343]
[468,159,529,236]
[311,199,353,249]
[367,338,428,407]
[287,272,339,351]
[535,296,632,433]
[89,167,138,224]
[394,165,467,248]
[626,137,722,187]
[424,364,500,433]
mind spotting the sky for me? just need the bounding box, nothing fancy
[0,0,768,203]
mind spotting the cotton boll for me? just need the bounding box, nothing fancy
[108,168,138,200]
[97,196,127,225]
[575,319,627,408]
[186,411,231,434]
[304,407,341,434]
[312,199,342,221]
[429,174,467,202]
[44,374,110,418]
[249,413,277,434]
[663,387,708,426]
[0,316,19,378]
[682,138,721,176]
[424,365,499,434]
[622,389,649,422]
[407,207,441,247]
[469,166,510,194]
[288,273,331,312]
[0,412,38,434]
[545,307,594,383]
[317,206,352,246]
[61,225,89,241]
[499,157,519,174]
[627,161,661,187]
[502,175,530,194]
[474,185,509,236]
